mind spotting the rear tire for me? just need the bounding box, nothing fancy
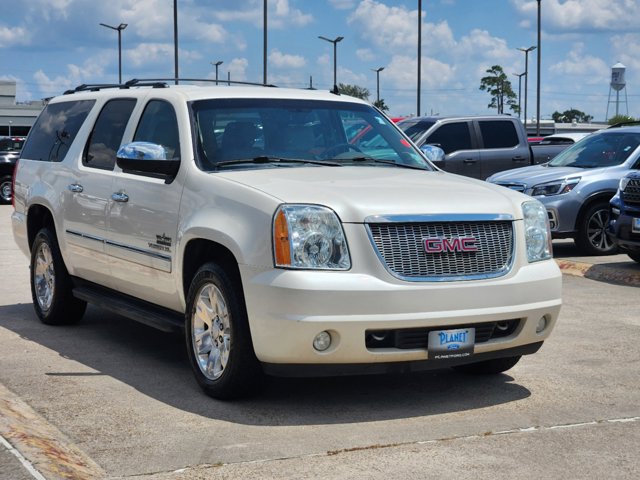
[452,355,521,375]
[0,174,12,204]
[628,252,640,263]
[575,202,617,255]
[30,228,86,325]
[185,262,264,400]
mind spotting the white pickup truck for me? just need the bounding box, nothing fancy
[12,81,561,399]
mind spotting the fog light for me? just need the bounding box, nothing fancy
[536,316,548,334]
[313,331,332,351]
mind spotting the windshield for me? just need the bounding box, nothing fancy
[548,131,640,168]
[190,98,430,171]
[397,119,435,142]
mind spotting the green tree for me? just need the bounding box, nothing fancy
[552,109,594,123]
[608,114,637,126]
[373,98,390,112]
[479,65,518,114]
[338,83,370,100]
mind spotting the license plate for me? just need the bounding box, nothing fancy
[428,328,475,360]
[633,217,640,233]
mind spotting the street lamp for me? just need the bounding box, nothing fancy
[372,67,384,104]
[536,0,542,136]
[99,22,128,84]
[517,45,536,132]
[513,72,526,120]
[263,0,268,85]
[318,35,344,92]
[8,121,12,137]
[211,61,223,85]
[173,0,178,84]
[417,0,422,116]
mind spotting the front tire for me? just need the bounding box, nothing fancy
[575,202,617,255]
[452,355,521,375]
[30,228,86,325]
[185,262,263,400]
[628,252,640,263]
[0,174,12,204]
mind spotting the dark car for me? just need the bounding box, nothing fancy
[609,171,640,263]
[0,136,25,203]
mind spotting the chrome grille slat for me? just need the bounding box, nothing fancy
[367,221,514,281]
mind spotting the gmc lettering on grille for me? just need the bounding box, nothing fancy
[423,237,479,253]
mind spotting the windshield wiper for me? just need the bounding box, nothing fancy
[216,156,342,168]
[327,156,430,171]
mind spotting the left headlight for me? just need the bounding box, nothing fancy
[531,177,580,196]
[522,200,552,262]
[273,204,351,270]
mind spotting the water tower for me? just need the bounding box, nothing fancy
[606,62,629,120]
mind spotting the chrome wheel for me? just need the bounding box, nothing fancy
[33,242,55,311]
[0,177,11,203]
[586,208,614,252]
[191,283,231,381]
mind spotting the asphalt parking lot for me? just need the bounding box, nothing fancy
[0,204,638,480]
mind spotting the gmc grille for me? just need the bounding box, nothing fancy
[367,220,514,281]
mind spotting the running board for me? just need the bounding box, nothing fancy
[72,279,184,333]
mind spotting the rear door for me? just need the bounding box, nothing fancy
[476,119,530,179]
[424,121,481,178]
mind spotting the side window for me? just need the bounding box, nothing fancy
[479,121,519,149]
[83,99,136,170]
[133,100,180,160]
[426,122,472,154]
[20,100,95,162]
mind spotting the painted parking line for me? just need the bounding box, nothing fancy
[0,383,104,480]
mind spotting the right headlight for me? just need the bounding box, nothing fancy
[522,200,552,262]
[619,176,631,192]
[273,204,351,270]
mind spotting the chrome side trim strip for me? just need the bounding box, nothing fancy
[105,240,171,262]
[66,229,104,244]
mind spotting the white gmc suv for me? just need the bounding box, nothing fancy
[12,81,562,399]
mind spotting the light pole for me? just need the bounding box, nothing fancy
[372,67,384,104]
[263,0,268,85]
[517,46,536,132]
[318,35,344,92]
[8,121,12,137]
[536,0,542,136]
[513,72,526,120]
[173,0,178,84]
[417,0,422,116]
[211,61,223,85]
[99,22,128,84]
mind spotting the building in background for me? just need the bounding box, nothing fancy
[0,81,45,137]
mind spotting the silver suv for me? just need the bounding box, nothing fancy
[12,80,561,399]
[488,127,640,255]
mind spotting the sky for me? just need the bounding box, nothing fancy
[1,0,638,122]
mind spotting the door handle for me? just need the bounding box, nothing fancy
[67,184,84,193]
[111,192,129,203]
[463,158,477,164]
[512,156,527,162]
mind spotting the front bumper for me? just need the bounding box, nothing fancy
[537,194,581,236]
[240,257,562,369]
[609,201,640,252]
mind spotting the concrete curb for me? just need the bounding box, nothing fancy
[556,259,640,287]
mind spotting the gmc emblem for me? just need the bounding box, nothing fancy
[424,237,479,253]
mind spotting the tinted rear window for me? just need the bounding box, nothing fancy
[21,100,95,162]
[478,120,519,149]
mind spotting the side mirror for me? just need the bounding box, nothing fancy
[420,144,445,163]
[116,142,180,180]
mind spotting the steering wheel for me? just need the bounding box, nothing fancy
[323,143,363,158]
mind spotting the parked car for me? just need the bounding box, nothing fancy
[609,171,640,263]
[530,132,591,164]
[396,115,533,180]
[0,136,25,204]
[488,127,640,255]
[12,80,561,399]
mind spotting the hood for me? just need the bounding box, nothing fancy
[488,164,587,188]
[218,166,527,223]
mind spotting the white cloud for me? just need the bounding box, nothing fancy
[0,26,30,47]
[126,43,201,68]
[356,48,375,62]
[269,49,306,69]
[214,0,312,29]
[329,0,357,9]
[549,43,609,85]
[513,0,640,32]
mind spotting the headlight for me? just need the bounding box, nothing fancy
[619,176,631,192]
[531,177,580,196]
[522,200,552,262]
[273,204,351,270]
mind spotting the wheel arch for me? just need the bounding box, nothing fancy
[575,190,617,230]
[26,204,55,251]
